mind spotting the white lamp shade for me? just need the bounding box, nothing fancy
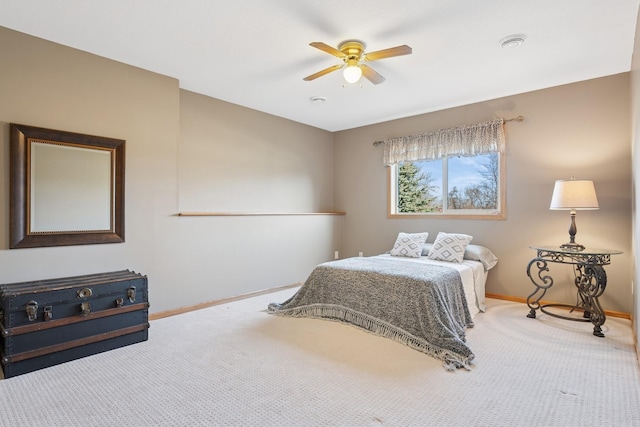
[549,179,599,210]
[343,65,362,83]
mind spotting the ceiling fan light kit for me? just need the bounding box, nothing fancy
[304,39,412,85]
[343,63,362,83]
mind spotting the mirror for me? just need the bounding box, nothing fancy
[10,124,125,248]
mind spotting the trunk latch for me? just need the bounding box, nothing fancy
[25,300,38,321]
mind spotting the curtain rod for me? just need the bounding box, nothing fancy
[372,115,525,147]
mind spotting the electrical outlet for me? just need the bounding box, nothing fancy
[359,252,364,257]
[334,251,339,259]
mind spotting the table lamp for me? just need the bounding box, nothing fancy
[549,178,599,251]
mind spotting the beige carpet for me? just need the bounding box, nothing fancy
[0,288,639,427]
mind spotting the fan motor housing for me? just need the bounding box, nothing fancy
[338,40,365,60]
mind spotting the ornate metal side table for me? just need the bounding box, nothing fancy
[526,246,622,337]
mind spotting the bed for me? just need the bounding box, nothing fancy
[268,232,497,370]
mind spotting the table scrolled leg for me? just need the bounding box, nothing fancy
[526,258,553,319]
[575,264,607,337]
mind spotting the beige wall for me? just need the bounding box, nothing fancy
[178,90,335,212]
[0,26,181,302]
[0,27,341,313]
[172,90,342,307]
[631,7,640,354]
[334,74,633,313]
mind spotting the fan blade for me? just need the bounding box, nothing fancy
[363,45,412,62]
[303,64,343,81]
[361,64,385,85]
[309,42,346,58]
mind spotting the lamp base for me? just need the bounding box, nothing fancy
[559,242,585,251]
[560,210,585,251]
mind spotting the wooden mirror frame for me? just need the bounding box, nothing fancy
[10,124,125,248]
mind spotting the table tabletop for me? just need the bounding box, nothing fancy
[530,245,623,256]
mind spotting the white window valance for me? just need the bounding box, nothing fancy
[382,118,505,165]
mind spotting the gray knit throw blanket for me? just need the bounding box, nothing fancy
[268,257,475,370]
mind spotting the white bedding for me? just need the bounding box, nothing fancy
[372,254,487,316]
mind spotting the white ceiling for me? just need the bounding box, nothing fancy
[1,0,639,132]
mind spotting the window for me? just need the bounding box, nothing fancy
[388,152,505,219]
[382,118,507,219]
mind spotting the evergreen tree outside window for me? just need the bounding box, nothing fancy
[397,162,440,213]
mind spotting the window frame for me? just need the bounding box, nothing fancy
[387,153,506,220]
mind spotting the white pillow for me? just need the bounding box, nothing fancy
[427,232,473,263]
[390,232,429,258]
[464,244,499,270]
[422,242,498,270]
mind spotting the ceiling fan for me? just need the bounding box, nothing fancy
[303,40,412,85]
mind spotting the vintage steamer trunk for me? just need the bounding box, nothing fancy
[0,270,149,378]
